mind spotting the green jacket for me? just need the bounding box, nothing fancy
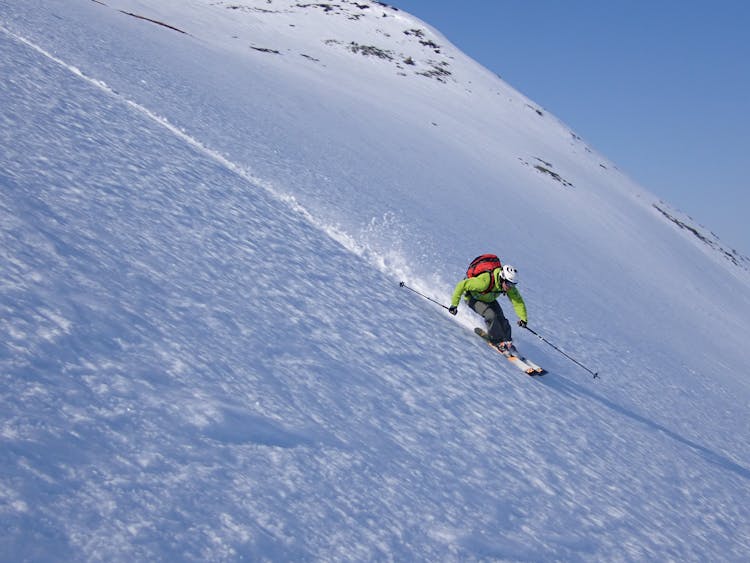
[451,268,528,322]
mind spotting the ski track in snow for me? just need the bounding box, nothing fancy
[0,25,450,560]
[1,2,750,561]
[0,24,382,275]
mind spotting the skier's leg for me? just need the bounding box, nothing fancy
[470,299,511,343]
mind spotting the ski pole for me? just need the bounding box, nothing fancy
[521,325,599,379]
[399,281,450,311]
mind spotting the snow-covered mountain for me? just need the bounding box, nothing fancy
[2,1,749,560]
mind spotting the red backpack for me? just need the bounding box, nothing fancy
[466,254,502,293]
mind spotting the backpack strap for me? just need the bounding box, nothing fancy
[483,268,497,294]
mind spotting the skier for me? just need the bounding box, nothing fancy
[449,256,528,351]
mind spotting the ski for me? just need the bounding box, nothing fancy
[474,328,546,376]
[519,356,546,375]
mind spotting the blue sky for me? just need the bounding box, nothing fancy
[392,1,750,257]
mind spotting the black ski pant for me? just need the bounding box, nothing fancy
[469,298,511,344]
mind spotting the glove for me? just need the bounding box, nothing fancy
[448,306,458,316]
[517,319,527,328]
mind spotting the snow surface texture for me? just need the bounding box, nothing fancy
[1,1,749,561]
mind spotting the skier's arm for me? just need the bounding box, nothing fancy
[450,273,492,307]
[451,279,468,307]
[507,286,528,323]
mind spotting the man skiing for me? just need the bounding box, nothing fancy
[449,255,528,351]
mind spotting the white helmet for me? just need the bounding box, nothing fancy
[501,264,518,285]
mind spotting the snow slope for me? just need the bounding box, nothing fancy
[1,1,749,560]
